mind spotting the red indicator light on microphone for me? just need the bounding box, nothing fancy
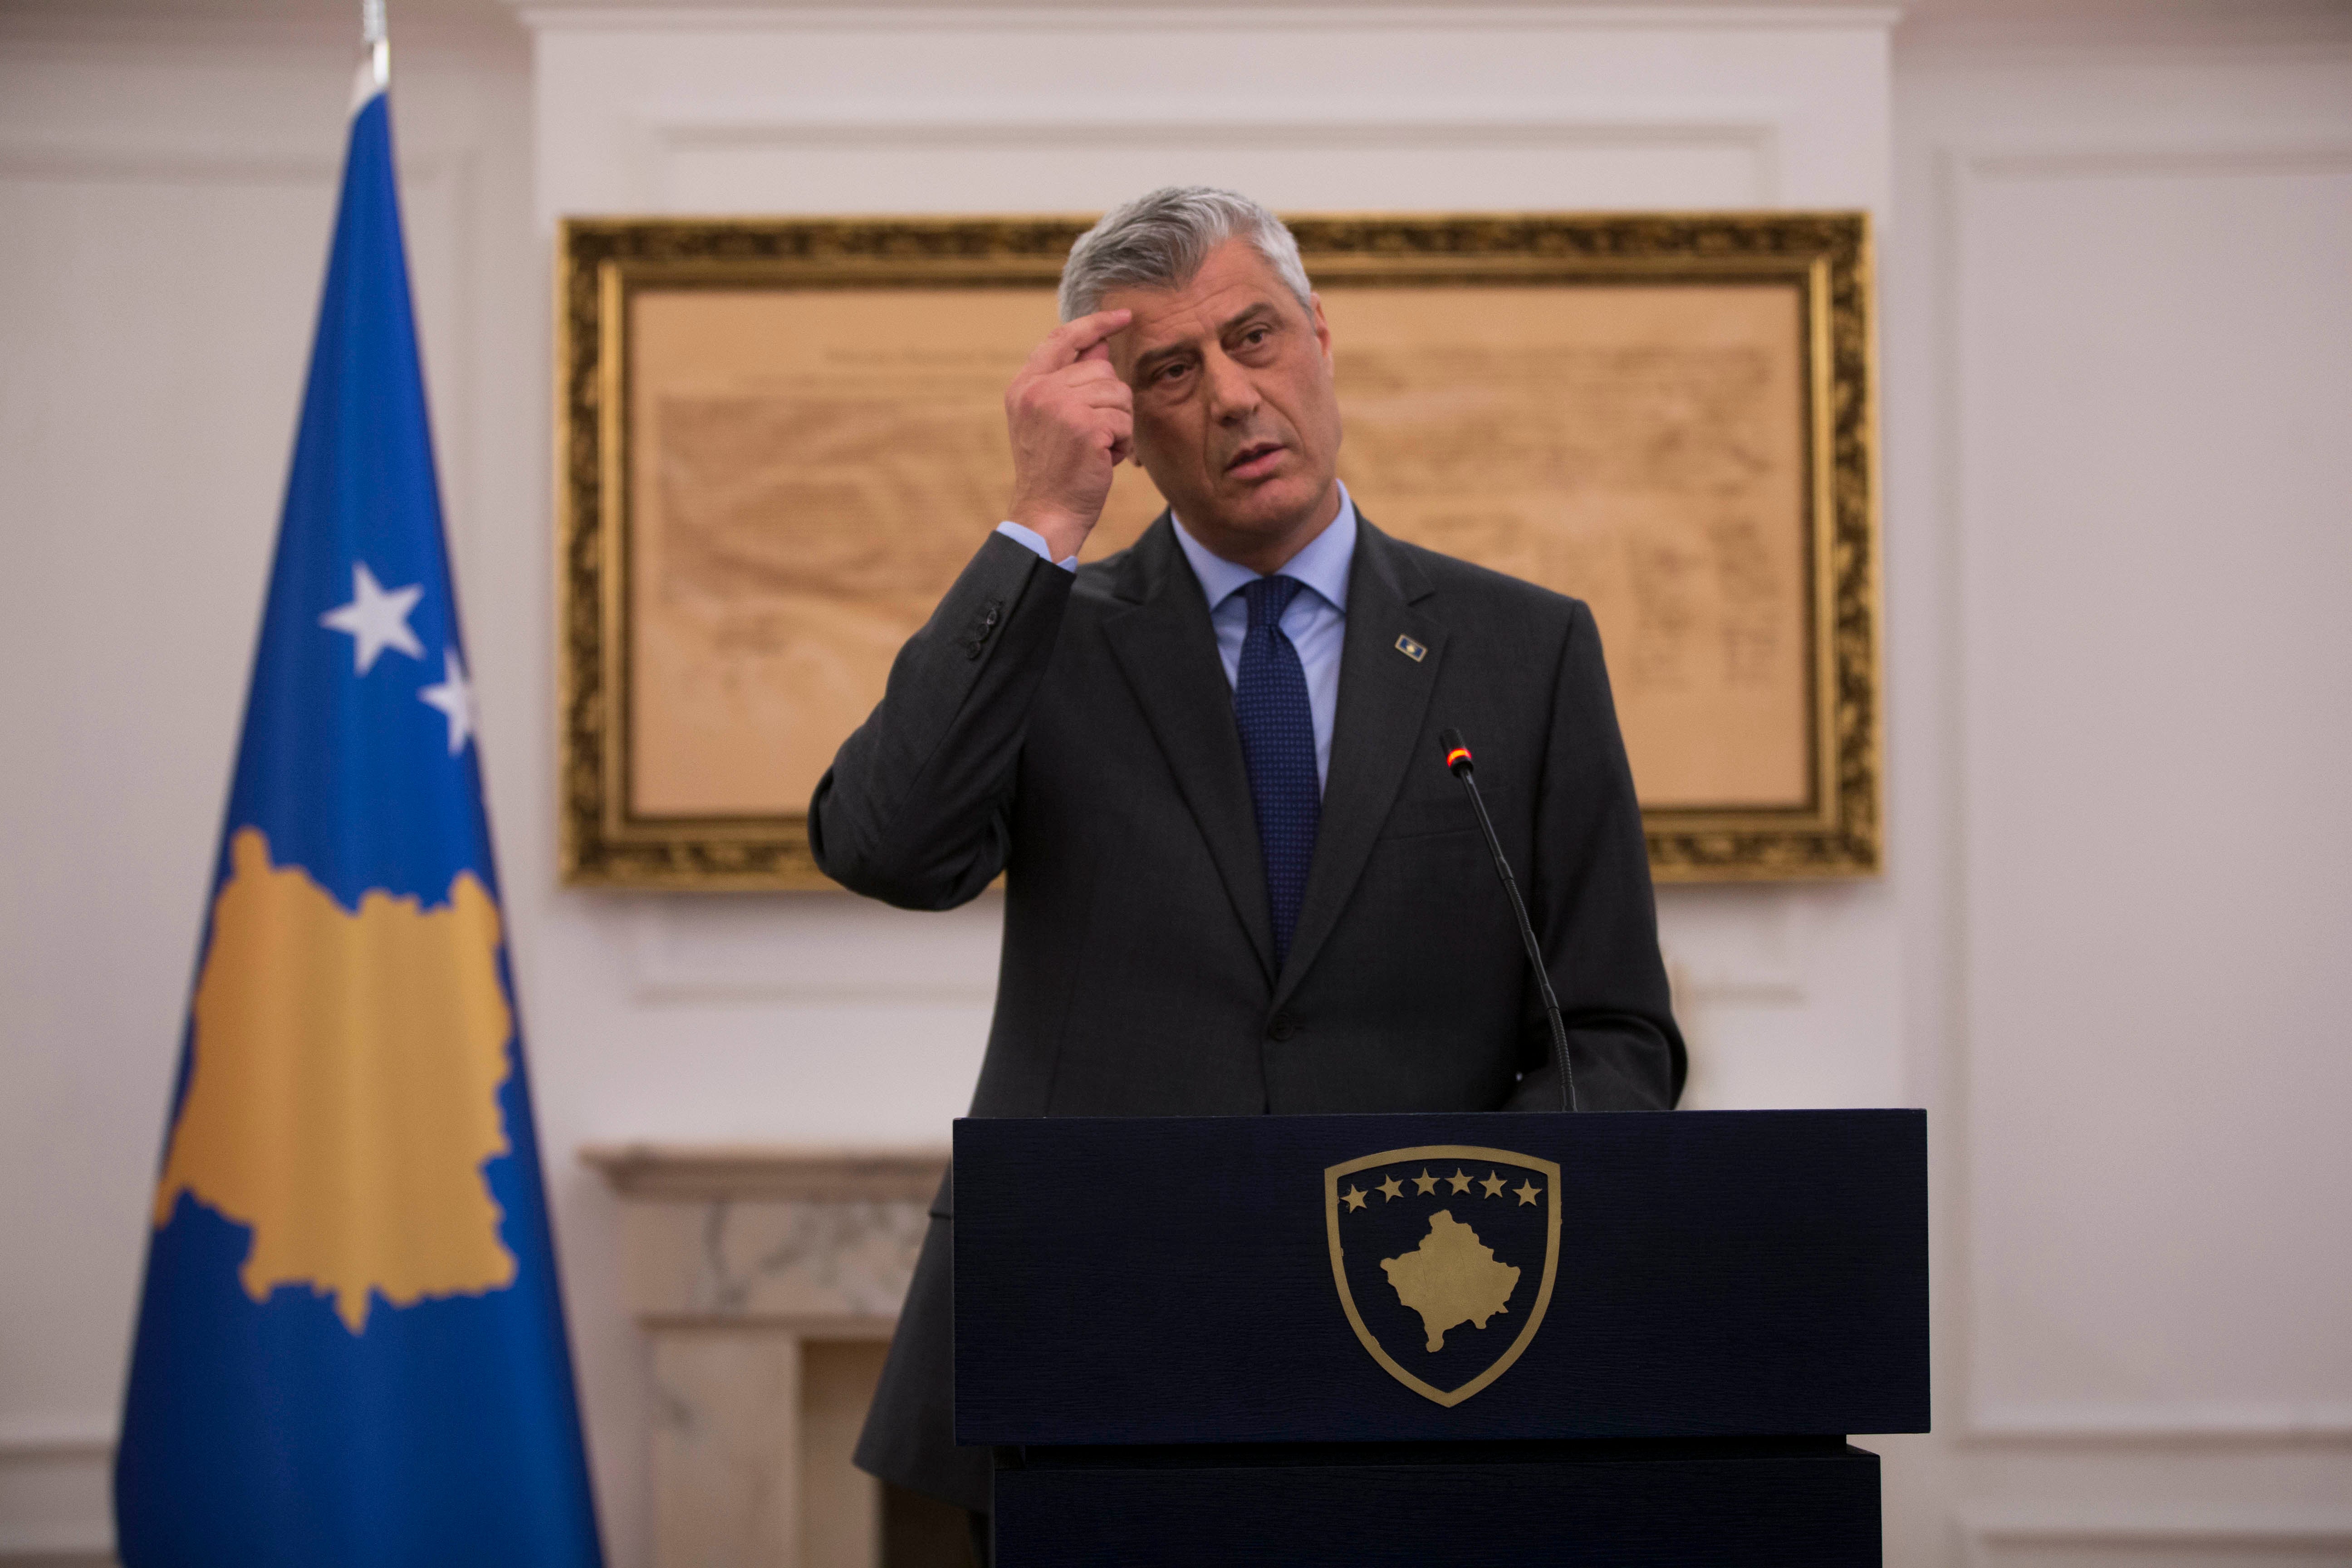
[1439,728,1475,776]
[1445,747,1471,770]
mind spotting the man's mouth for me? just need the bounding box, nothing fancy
[1225,440,1285,477]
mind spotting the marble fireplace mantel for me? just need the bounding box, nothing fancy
[585,1146,948,1568]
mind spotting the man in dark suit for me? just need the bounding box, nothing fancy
[810,188,1683,1544]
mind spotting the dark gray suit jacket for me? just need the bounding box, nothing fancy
[812,512,1682,1510]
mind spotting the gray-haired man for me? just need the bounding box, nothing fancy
[812,188,1683,1553]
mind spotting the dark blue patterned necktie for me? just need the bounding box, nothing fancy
[1234,575,1320,969]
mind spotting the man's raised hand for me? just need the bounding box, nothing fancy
[1004,309,1134,563]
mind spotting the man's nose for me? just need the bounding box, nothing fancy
[1202,349,1259,422]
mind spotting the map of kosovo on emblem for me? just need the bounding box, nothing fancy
[1325,1145,1562,1406]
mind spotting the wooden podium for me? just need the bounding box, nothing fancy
[954,1109,1927,1565]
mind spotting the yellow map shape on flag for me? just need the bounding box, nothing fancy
[153,828,518,1333]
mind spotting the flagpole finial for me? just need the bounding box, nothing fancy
[361,0,388,90]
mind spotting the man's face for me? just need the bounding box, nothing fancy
[1103,238,1344,567]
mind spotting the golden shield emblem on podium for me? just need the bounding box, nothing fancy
[1324,1144,1563,1407]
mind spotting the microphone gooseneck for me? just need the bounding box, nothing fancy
[1439,728,1578,1114]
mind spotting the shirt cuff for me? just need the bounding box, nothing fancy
[995,520,1079,573]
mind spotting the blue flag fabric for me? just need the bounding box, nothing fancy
[114,79,603,1566]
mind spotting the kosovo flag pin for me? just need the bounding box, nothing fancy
[1395,634,1427,662]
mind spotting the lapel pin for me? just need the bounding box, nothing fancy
[1395,634,1427,663]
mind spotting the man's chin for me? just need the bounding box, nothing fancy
[1175,477,1339,563]
[1214,472,1332,532]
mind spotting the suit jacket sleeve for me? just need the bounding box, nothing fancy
[808,532,1073,910]
[1503,598,1688,1112]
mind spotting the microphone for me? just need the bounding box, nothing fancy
[1441,729,1578,1113]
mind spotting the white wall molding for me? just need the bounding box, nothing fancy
[1954,140,2352,183]
[0,1417,114,1562]
[640,102,1787,150]
[1960,1505,2352,1567]
[635,103,1785,209]
[1897,0,2352,55]
[0,5,524,54]
[1936,126,2352,1449]
[0,132,470,184]
[1659,887,1810,1004]
[1966,1402,2352,1448]
[0,134,481,559]
[0,142,336,185]
[519,4,1905,36]
[626,896,1004,1004]
[0,1417,113,1465]
[0,1542,113,1566]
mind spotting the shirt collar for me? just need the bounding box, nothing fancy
[1171,480,1358,617]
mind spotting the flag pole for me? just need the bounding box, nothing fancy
[361,0,388,90]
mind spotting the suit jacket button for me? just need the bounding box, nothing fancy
[1268,1013,1300,1042]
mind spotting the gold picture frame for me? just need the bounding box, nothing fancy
[556,211,1880,889]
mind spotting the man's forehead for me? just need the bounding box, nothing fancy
[1108,242,1294,337]
[1125,289,1281,348]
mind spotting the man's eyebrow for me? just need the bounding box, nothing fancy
[1219,301,1281,336]
[1132,338,1196,376]
[1131,300,1287,377]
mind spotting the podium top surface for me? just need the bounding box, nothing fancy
[954,1108,1927,1447]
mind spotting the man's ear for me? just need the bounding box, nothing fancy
[1309,291,1333,364]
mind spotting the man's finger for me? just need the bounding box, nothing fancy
[1062,358,1127,390]
[1023,308,1133,375]
[1073,377,1133,409]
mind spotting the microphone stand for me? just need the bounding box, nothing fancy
[1442,730,1578,1113]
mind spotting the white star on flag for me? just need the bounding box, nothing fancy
[419,647,475,755]
[319,562,423,674]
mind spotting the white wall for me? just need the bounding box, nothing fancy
[1880,9,2352,1562]
[2,0,2347,1562]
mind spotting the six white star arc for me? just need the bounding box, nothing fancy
[319,559,475,756]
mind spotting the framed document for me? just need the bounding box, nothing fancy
[557,213,1880,888]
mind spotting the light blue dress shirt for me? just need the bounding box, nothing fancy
[995,482,1357,790]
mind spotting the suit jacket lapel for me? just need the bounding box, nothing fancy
[1102,516,1277,984]
[1274,516,1443,1010]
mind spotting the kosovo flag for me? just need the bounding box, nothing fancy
[114,55,603,1567]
